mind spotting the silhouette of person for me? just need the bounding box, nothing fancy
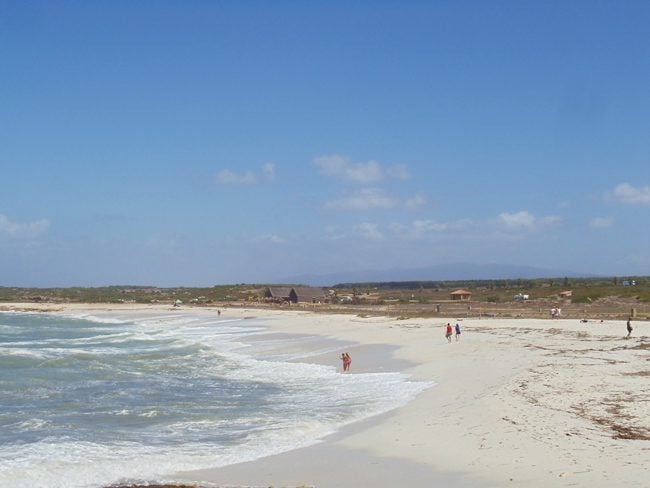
[627,318,633,338]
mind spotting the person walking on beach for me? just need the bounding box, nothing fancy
[340,352,351,372]
[445,323,453,343]
[627,318,633,338]
[455,323,461,341]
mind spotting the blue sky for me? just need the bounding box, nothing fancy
[1,1,649,287]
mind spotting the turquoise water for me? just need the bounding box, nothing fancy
[0,311,430,488]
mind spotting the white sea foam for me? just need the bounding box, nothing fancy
[0,347,50,360]
[5,418,51,432]
[0,310,433,488]
[64,313,131,324]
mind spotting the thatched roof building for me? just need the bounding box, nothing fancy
[263,286,328,304]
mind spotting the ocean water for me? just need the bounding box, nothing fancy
[0,310,431,488]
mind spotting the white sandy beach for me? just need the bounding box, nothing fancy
[2,303,648,487]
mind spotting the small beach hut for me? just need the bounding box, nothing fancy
[450,289,472,301]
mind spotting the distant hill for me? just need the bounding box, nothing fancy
[284,262,595,287]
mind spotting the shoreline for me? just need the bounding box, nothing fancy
[2,303,649,487]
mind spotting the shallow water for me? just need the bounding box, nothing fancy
[0,311,431,488]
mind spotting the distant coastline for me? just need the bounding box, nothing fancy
[1,275,649,322]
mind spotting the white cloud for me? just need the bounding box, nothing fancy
[325,189,427,212]
[387,164,411,180]
[345,160,383,183]
[355,222,383,241]
[258,233,285,244]
[352,218,459,242]
[405,193,427,209]
[589,217,614,229]
[388,219,461,240]
[498,211,536,228]
[412,219,449,234]
[325,188,398,210]
[320,208,569,249]
[498,211,561,230]
[0,214,50,239]
[216,169,257,185]
[323,210,564,247]
[324,225,347,241]
[312,154,409,183]
[216,163,276,185]
[313,154,347,176]
[262,163,276,180]
[609,183,650,205]
[388,222,408,234]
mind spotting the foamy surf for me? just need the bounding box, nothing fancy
[0,310,432,488]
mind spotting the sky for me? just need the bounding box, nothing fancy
[1,1,649,287]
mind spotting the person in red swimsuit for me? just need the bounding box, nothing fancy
[340,352,352,372]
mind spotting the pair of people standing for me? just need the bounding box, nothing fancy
[340,352,352,372]
[445,323,461,342]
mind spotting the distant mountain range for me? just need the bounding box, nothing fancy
[285,263,595,287]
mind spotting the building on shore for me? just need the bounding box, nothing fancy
[450,289,472,301]
[263,286,329,304]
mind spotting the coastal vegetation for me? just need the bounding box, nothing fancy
[1,276,648,310]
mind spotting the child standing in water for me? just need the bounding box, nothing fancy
[445,323,453,343]
[455,323,461,341]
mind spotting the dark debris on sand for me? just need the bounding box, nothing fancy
[106,485,205,488]
[107,484,315,488]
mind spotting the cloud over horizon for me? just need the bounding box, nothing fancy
[589,217,614,229]
[324,188,427,211]
[216,163,276,185]
[325,188,398,210]
[313,154,410,183]
[497,211,561,230]
[608,183,650,205]
[322,209,565,245]
[0,214,50,239]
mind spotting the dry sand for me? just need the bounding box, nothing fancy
[2,303,648,487]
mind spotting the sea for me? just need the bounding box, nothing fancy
[0,310,431,488]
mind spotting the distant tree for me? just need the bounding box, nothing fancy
[563,277,570,287]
